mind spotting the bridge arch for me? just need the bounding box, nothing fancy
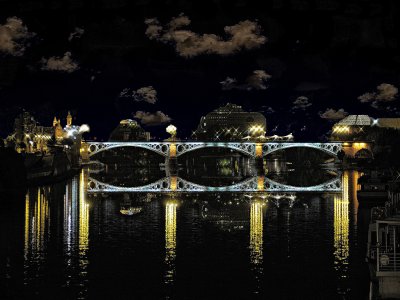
[87,142,169,157]
[263,142,342,157]
[175,142,256,157]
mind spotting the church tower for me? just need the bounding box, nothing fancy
[67,111,72,127]
[55,119,63,140]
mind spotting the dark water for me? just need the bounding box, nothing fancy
[1,163,371,299]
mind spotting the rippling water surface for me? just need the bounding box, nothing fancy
[1,159,371,299]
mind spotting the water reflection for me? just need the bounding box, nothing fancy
[164,199,177,295]
[24,187,51,285]
[333,170,360,295]
[12,168,370,299]
[249,199,265,294]
[22,169,90,298]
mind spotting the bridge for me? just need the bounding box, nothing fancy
[87,175,342,193]
[85,141,343,158]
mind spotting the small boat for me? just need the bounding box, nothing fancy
[120,207,143,216]
[120,193,143,216]
[366,200,400,299]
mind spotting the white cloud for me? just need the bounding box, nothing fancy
[0,17,36,56]
[68,27,84,41]
[291,96,312,110]
[40,52,79,73]
[319,108,349,120]
[375,83,398,101]
[220,77,237,90]
[145,14,266,57]
[358,83,398,106]
[133,111,172,126]
[246,70,271,90]
[119,86,157,104]
[221,70,271,90]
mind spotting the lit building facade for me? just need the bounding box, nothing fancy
[6,112,54,153]
[5,111,87,168]
[331,115,400,141]
[109,119,150,141]
[192,103,267,141]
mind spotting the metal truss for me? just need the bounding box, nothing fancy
[87,175,342,193]
[87,142,170,157]
[174,142,256,157]
[263,142,342,157]
[87,141,342,157]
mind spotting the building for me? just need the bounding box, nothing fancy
[5,111,86,163]
[331,115,400,141]
[192,103,267,141]
[6,112,54,153]
[108,119,150,141]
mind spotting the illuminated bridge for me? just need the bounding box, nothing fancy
[85,141,343,158]
[87,175,342,193]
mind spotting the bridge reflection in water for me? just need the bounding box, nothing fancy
[87,174,343,193]
[19,169,363,298]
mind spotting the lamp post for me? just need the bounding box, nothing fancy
[166,124,177,141]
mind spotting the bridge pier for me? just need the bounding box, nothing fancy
[165,142,178,176]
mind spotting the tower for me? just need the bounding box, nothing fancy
[55,119,63,140]
[67,111,72,127]
[53,116,58,127]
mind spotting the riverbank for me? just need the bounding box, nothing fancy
[0,148,80,192]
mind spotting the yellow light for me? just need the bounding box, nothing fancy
[79,170,89,252]
[257,175,264,191]
[169,143,177,157]
[255,144,263,158]
[333,172,349,275]
[165,200,177,285]
[170,176,177,191]
[250,199,264,284]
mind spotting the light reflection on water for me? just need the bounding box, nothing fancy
[249,199,265,294]
[9,168,369,298]
[164,199,177,297]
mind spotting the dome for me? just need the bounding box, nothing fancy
[119,119,139,126]
[336,115,373,126]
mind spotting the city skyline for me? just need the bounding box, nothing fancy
[1,0,400,140]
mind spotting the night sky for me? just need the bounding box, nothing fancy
[1,0,400,141]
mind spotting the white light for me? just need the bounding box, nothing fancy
[79,124,90,133]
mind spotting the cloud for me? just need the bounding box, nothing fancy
[358,83,398,108]
[145,14,266,57]
[261,106,275,114]
[291,96,312,110]
[319,108,349,120]
[220,77,237,90]
[40,52,79,73]
[119,86,157,104]
[0,17,36,56]
[133,111,172,126]
[68,27,84,41]
[221,70,271,90]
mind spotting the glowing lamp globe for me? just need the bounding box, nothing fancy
[166,124,177,137]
